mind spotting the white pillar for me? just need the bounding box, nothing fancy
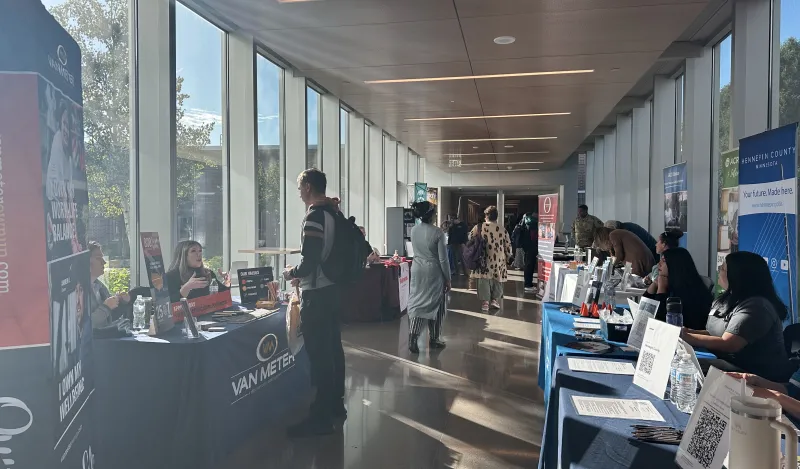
[603,129,616,222]
[497,190,505,227]
[615,114,633,222]
[685,45,714,275]
[227,33,256,268]
[650,75,676,233]
[631,102,652,228]
[283,71,306,266]
[348,113,365,224]
[397,143,408,205]
[368,125,385,250]
[593,137,605,219]
[384,136,397,208]
[586,149,595,214]
[134,0,173,285]
[407,151,418,184]
[321,93,340,196]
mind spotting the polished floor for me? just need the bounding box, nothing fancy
[222,271,545,469]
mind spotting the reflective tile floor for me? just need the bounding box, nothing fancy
[222,271,544,468]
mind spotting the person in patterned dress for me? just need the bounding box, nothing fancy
[469,206,512,312]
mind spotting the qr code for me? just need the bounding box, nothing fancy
[686,407,726,468]
[640,351,655,374]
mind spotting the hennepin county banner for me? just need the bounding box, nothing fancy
[738,123,798,323]
[0,2,97,467]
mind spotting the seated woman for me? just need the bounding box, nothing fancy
[88,241,131,329]
[165,240,230,303]
[682,251,793,382]
[592,226,655,277]
[645,230,683,285]
[642,247,712,330]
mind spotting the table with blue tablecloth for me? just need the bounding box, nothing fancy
[93,305,311,469]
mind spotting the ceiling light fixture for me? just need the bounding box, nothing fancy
[493,36,516,45]
[505,145,514,148]
[405,112,570,122]
[472,146,479,149]
[429,137,556,143]
[444,151,549,157]
[365,69,594,84]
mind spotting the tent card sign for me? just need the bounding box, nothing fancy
[676,367,754,469]
[633,318,681,398]
[621,262,633,289]
[626,297,660,350]
[571,270,589,307]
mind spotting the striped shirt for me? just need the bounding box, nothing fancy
[291,204,335,290]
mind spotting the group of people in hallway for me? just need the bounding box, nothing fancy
[572,203,800,419]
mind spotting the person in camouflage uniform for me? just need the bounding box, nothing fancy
[571,204,603,248]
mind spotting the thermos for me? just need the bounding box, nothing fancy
[728,395,797,469]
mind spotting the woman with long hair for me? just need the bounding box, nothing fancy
[642,247,712,330]
[682,251,793,381]
[165,240,230,303]
[407,201,451,354]
[645,230,683,285]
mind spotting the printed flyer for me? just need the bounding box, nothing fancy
[663,162,688,248]
[716,148,739,291]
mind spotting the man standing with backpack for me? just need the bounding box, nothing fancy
[283,168,367,437]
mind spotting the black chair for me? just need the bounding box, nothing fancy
[784,323,800,357]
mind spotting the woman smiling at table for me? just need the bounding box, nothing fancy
[682,251,793,382]
[166,240,231,303]
[642,247,712,330]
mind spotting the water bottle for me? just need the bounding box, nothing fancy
[675,353,698,413]
[132,295,145,330]
[668,352,682,402]
[209,277,219,295]
[603,283,616,308]
[666,297,683,327]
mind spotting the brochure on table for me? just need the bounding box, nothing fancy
[567,358,635,375]
[626,297,660,350]
[676,367,754,469]
[571,396,664,421]
[633,318,681,398]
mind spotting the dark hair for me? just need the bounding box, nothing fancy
[484,206,498,221]
[593,226,613,251]
[88,240,102,255]
[661,248,712,307]
[411,201,436,223]
[578,204,588,211]
[719,251,788,320]
[659,229,684,249]
[297,168,327,194]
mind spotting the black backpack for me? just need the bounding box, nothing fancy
[319,206,370,284]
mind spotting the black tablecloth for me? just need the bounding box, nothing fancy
[93,306,311,469]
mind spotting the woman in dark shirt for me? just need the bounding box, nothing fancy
[642,247,712,330]
[682,251,792,382]
[165,240,230,303]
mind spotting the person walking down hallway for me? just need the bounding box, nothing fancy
[283,168,346,437]
[407,201,451,354]
[470,206,512,312]
[513,213,538,293]
[571,204,604,249]
[447,216,469,276]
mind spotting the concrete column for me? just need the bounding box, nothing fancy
[384,136,397,208]
[650,75,677,233]
[497,190,505,228]
[367,124,385,252]
[283,70,306,266]
[615,114,633,222]
[397,143,408,205]
[227,33,256,268]
[320,93,340,195]
[585,149,595,213]
[348,113,365,224]
[684,45,714,275]
[407,151,418,184]
[603,129,616,222]
[134,0,173,285]
[593,137,605,219]
[631,102,652,227]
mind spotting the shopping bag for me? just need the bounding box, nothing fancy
[286,287,304,355]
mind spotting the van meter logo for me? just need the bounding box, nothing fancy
[57,45,68,66]
[256,334,278,362]
[0,397,34,467]
[543,197,552,214]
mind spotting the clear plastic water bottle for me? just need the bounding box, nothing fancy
[209,277,219,295]
[132,295,145,330]
[675,353,698,413]
[668,352,682,402]
[666,297,683,327]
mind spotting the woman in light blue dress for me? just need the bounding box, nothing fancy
[407,201,451,354]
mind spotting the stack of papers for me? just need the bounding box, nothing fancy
[573,317,601,330]
[571,396,665,421]
[567,358,636,375]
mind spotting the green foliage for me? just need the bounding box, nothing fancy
[104,267,130,294]
[779,37,800,127]
[204,256,223,272]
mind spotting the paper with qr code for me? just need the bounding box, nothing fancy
[676,367,753,469]
[633,318,681,398]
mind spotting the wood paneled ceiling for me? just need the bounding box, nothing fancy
[194,0,712,172]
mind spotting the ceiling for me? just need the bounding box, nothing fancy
[191,0,721,172]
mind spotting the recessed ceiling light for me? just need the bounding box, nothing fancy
[472,146,479,149]
[610,67,621,72]
[505,145,514,148]
[365,69,594,84]
[493,36,516,45]
[430,137,556,143]
[405,112,570,122]
[444,151,549,156]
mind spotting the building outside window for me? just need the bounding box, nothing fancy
[45,0,133,291]
[715,35,733,153]
[175,2,226,271]
[256,55,283,266]
[339,107,349,213]
[778,0,800,126]
[306,86,321,169]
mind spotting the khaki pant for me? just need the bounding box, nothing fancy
[477,278,503,302]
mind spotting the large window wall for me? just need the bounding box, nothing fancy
[340,107,349,212]
[45,0,133,291]
[306,86,321,169]
[256,55,283,261]
[715,36,733,153]
[778,0,800,126]
[675,73,686,162]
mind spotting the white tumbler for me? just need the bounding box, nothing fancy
[729,395,797,469]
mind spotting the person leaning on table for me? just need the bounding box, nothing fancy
[592,226,655,277]
[681,251,794,382]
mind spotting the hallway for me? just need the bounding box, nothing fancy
[223,272,545,468]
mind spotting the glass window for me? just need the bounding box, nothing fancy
[675,73,685,162]
[175,3,225,270]
[778,0,800,126]
[364,123,370,229]
[306,87,321,169]
[716,35,733,152]
[339,108,349,213]
[256,55,283,264]
[46,0,133,291]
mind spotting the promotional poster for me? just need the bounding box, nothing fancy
[738,124,798,323]
[140,232,174,331]
[537,193,560,296]
[716,148,739,291]
[663,162,688,248]
[238,266,275,303]
[0,3,96,466]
